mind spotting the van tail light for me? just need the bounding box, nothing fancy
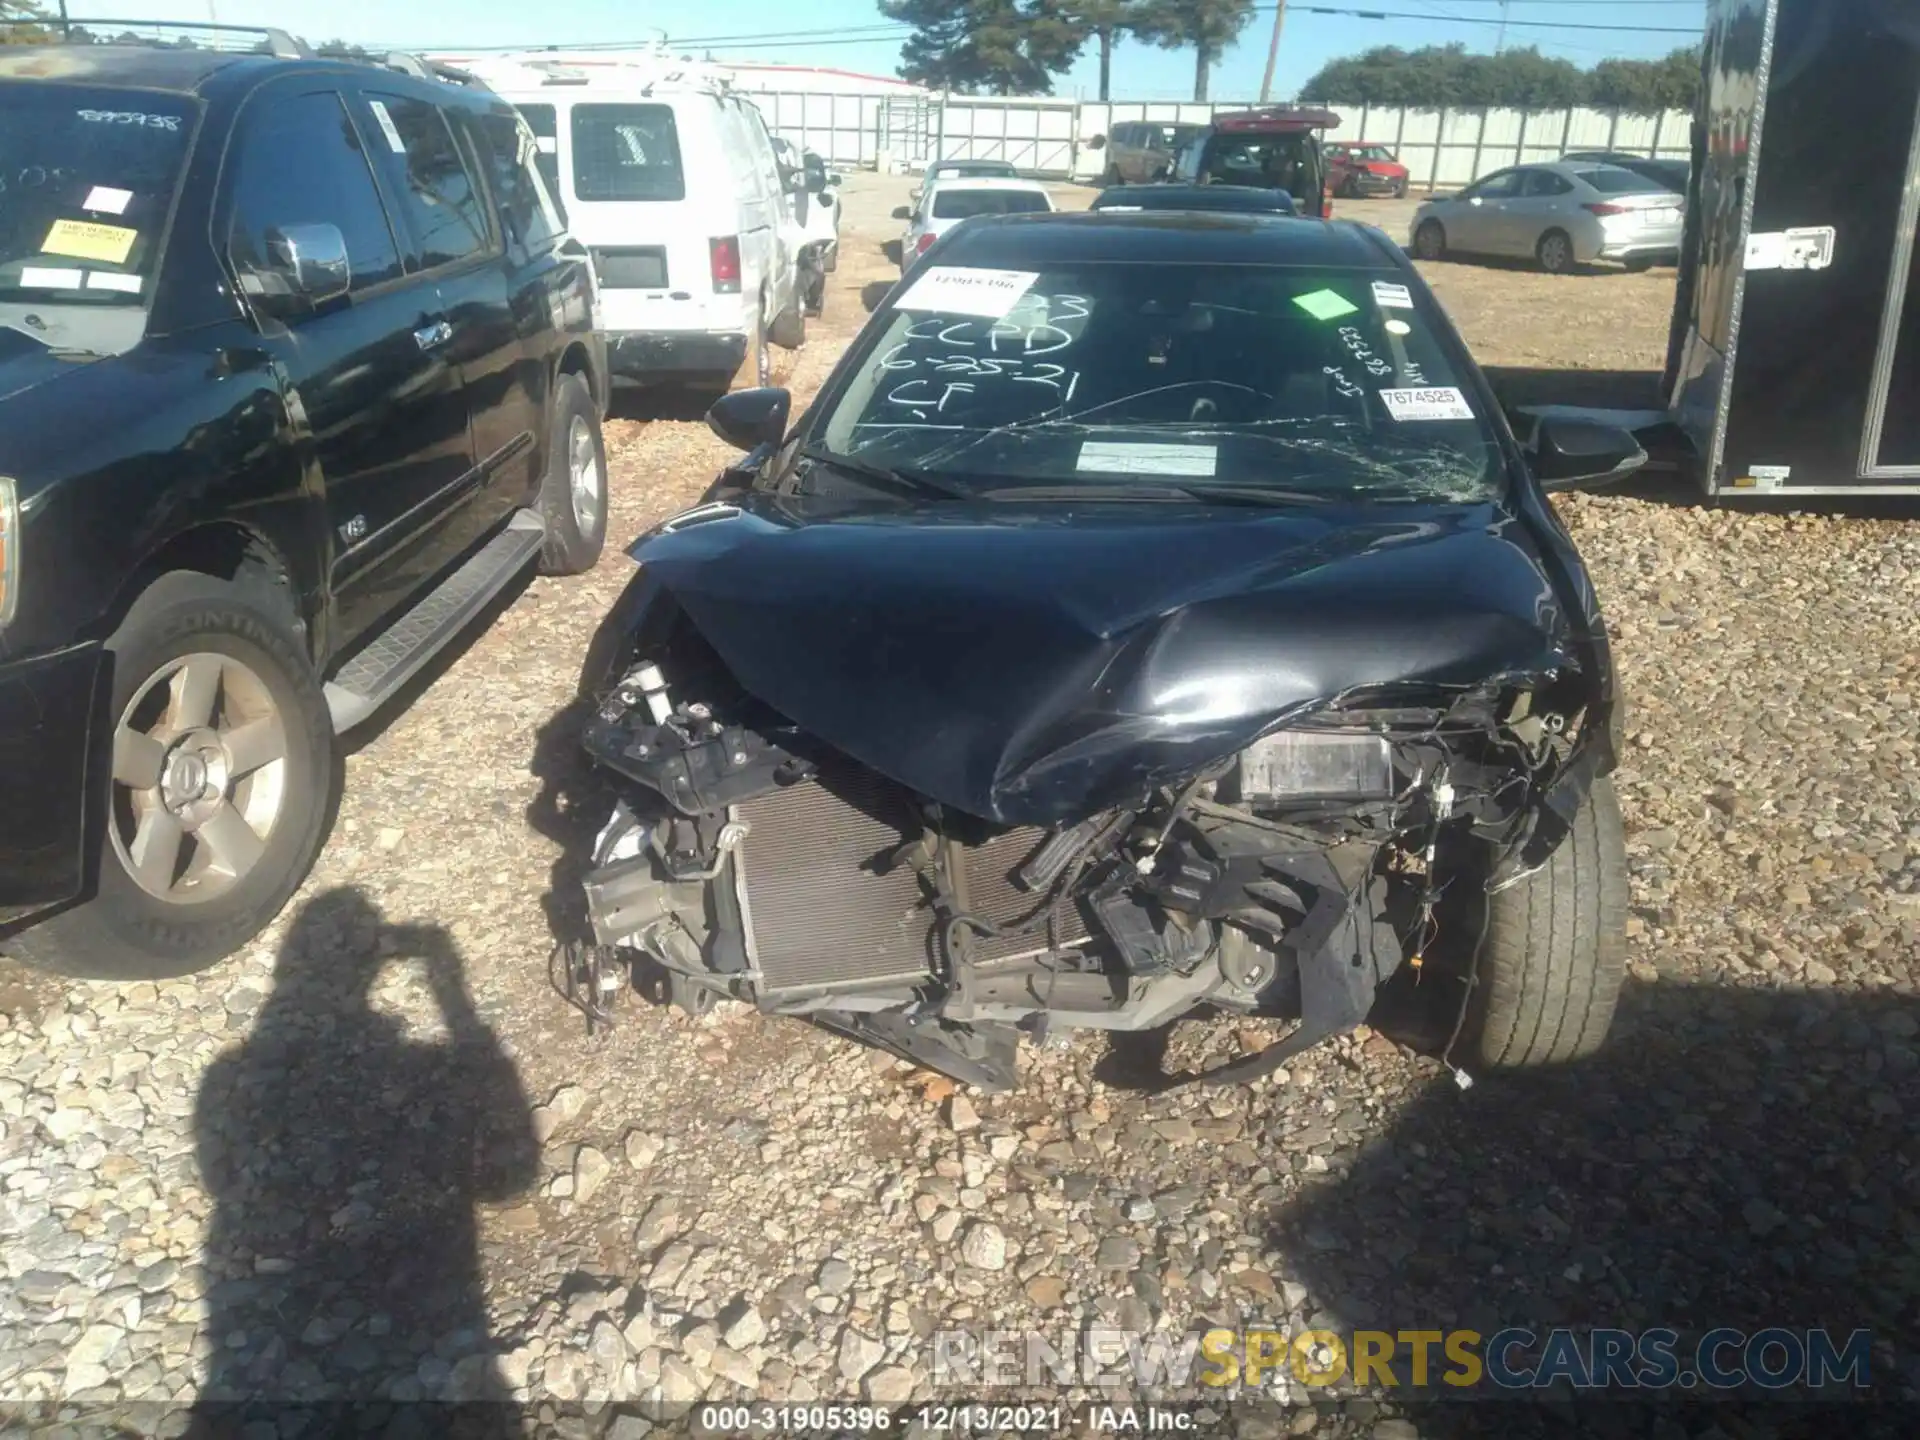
[1583,202,1630,216]
[915,231,937,255]
[709,235,742,293]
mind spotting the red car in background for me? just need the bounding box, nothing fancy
[1326,142,1409,198]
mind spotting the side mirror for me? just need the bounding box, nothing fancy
[707,386,791,453]
[1086,134,1107,151]
[263,223,349,308]
[826,172,842,186]
[891,205,912,221]
[1527,417,1647,492]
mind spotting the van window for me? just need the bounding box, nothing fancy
[226,89,402,297]
[514,102,565,221]
[930,188,1051,220]
[572,103,685,202]
[362,93,492,269]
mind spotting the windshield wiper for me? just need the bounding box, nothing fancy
[795,446,976,500]
[979,482,1339,507]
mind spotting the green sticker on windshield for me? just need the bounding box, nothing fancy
[1292,288,1359,321]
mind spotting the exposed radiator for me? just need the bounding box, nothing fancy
[733,759,1087,997]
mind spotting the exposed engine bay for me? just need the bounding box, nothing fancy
[572,579,1608,1092]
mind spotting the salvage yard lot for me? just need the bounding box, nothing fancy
[0,174,1913,1427]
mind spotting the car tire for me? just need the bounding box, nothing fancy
[1394,179,1408,199]
[770,297,806,351]
[535,373,609,576]
[1536,229,1576,274]
[1341,175,1360,199]
[733,306,770,391]
[1104,166,1122,187]
[1413,220,1447,260]
[1462,775,1628,1070]
[7,573,332,980]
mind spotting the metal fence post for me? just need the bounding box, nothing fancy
[1431,106,1448,194]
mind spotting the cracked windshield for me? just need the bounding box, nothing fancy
[817,260,1504,501]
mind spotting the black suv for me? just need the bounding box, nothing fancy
[0,34,609,978]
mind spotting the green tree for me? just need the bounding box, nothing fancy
[1074,0,1165,101]
[1589,47,1701,113]
[1137,0,1256,102]
[1303,42,1697,112]
[2,1,54,44]
[882,0,1089,95]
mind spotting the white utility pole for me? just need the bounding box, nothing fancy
[1258,0,1289,104]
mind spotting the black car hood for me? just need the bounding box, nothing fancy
[630,492,1581,825]
[0,327,98,406]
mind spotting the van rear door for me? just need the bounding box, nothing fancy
[566,97,733,335]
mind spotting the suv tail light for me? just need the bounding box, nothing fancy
[709,235,742,293]
[1583,202,1630,216]
[915,231,937,255]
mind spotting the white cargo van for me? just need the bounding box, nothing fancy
[459,53,805,392]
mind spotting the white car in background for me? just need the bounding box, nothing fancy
[461,52,807,392]
[893,177,1054,271]
[1410,160,1684,274]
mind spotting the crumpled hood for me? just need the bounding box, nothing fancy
[631,493,1578,825]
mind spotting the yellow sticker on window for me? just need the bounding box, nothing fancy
[42,218,137,265]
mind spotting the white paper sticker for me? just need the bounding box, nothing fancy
[535,135,558,154]
[1371,280,1414,309]
[82,185,134,216]
[896,266,1040,318]
[1378,386,1475,422]
[368,99,407,154]
[85,270,143,294]
[1740,463,1790,492]
[1077,441,1218,478]
[19,266,84,289]
[1384,318,1412,336]
[1745,226,1835,272]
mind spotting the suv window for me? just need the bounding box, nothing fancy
[226,89,402,298]
[1522,169,1573,198]
[513,102,565,221]
[471,111,563,254]
[572,103,685,202]
[1200,133,1316,196]
[362,93,493,269]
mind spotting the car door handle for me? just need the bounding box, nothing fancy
[413,319,454,352]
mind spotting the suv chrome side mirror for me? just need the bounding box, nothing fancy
[1527,417,1647,492]
[707,387,791,453]
[264,224,350,307]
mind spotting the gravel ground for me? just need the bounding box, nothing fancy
[0,173,1914,1438]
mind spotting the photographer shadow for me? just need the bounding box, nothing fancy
[189,889,539,1430]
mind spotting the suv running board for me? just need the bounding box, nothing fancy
[324,511,546,734]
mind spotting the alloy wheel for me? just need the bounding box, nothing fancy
[568,414,603,533]
[109,652,288,904]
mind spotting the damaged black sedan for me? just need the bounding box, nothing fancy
[569,211,1637,1091]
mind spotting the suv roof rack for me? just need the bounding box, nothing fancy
[380,51,491,90]
[0,17,311,58]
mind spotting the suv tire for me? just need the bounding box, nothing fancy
[536,373,610,576]
[1463,775,1628,1069]
[9,573,331,980]
[1413,220,1447,261]
[734,307,770,391]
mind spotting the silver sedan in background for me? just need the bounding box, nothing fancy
[1409,161,1684,273]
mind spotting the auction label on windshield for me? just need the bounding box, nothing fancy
[1077,441,1218,477]
[897,266,1040,318]
[1379,386,1474,422]
[41,219,137,266]
[1371,280,1415,309]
